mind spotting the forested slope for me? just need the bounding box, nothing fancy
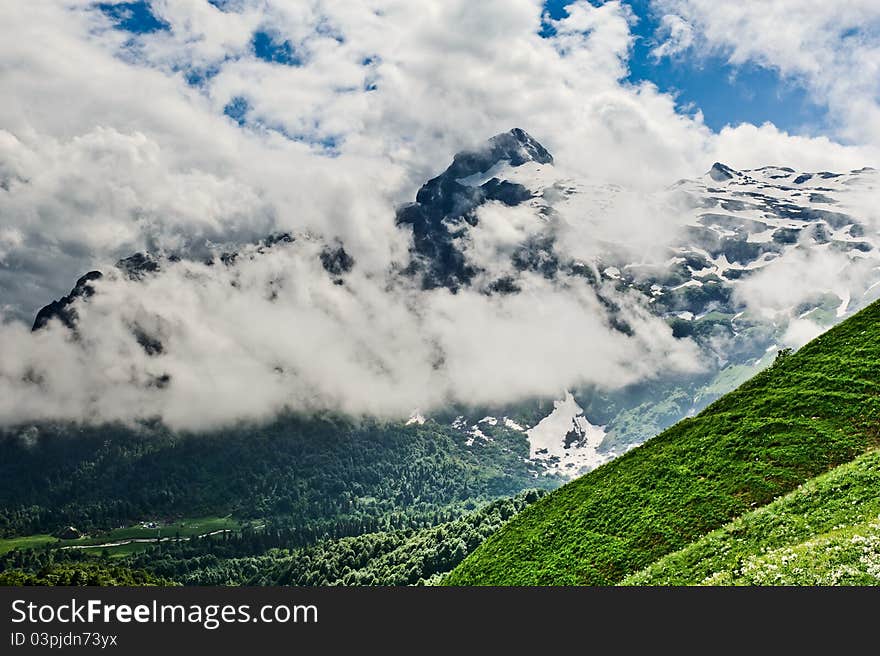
[0,416,553,540]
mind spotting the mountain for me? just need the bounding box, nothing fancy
[444,297,880,585]
[25,130,880,483]
[396,129,877,315]
[5,130,880,587]
[396,127,553,290]
[210,490,544,586]
[32,271,103,331]
[392,130,880,477]
[0,488,544,587]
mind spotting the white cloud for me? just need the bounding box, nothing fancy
[708,123,878,172]
[0,0,878,428]
[734,246,873,318]
[652,0,880,146]
[0,244,703,430]
[782,318,825,349]
[651,14,694,60]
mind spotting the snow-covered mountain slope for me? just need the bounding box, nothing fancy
[397,129,880,331]
[395,128,554,290]
[390,129,880,478]
[30,128,880,479]
[655,162,878,319]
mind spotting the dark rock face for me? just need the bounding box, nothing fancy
[772,227,801,244]
[487,276,521,294]
[698,213,768,236]
[811,223,831,243]
[480,178,534,206]
[215,233,293,267]
[436,128,552,184]
[563,423,587,450]
[718,238,779,265]
[32,252,159,334]
[116,252,160,280]
[770,204,852,229]
[709,162,738,182]
[511,234,559,278]
[262,232,294,248]
[320,245,355,276]
[32,271,103,331]
[132,326,164,356]
[396,128,551,290]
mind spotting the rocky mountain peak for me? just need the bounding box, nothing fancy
[442,128,553,181]
[32,271,103,332]
[708,162,739,182]
[398,129,553,290]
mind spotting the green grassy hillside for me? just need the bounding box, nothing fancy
[624,449,880,585]
[698,517,880,585]
[445,300,880,585]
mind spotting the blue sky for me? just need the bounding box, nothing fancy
[96,1,169,33]
[100,0,829,137]
[544,0,827,134]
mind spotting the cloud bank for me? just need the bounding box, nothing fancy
[1,0,878,428]
[0,240,703,429]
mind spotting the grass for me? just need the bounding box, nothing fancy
[0,516,239,557]
[94,516,238,542]
[445,299,880,585]
[702,517,880,585]
[623,449,880,585]
[0,534,58,555]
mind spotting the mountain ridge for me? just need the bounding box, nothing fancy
[23,130,880,481]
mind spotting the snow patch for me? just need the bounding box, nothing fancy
[406,412,426,426]
[526,392,610,478]
[465,424,492,446]
[503,417,525,431]
[836,290,851,318]
[671,279,702,291]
